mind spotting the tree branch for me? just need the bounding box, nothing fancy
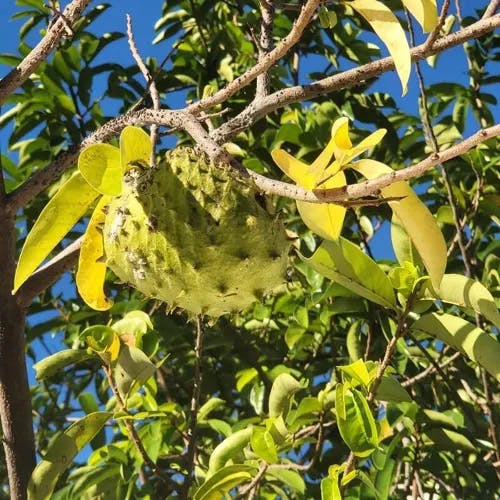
[212,14,500,143]
[182,316,205,497]
[0,0,91,106]
[186,0,321,114]
[255,0,275,99]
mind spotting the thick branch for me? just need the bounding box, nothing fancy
[212,14,500,143]
[0,0,91,106]
[7,109,182,212]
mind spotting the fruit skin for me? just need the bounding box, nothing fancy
[103,147,290,317]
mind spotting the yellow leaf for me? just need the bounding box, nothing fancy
[351,159,447,287]
[401,0,438,33]
[14,173,99,293]
[120,126,152,171]
[78,143,122,196]
[271,148,347,240]
[297,171,347,241]
[348,0,411,94]
[76,196,113,311]
[271,149,318,189]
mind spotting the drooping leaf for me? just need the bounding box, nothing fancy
[27,412,112,500]
[266,468,305,494]
[352,159,447,288]
[78,143,122,195]
[401,0,438,33]
[14,172,99,293]
[425,274,500,330]
[321,476,342,500]
[303,238,397,309]
[348,0,411,94]
[412,313,500,381]
[114,345,156,400]
[268,373,302,418]
[120,125,152,171]
[33,349,92,381]
[193,464,257,500]
[296,170,347,241]
[76,196,113,311]
[376,375,413,403]
[424,428,476,452]
[207,427,253,476]
[336,385,379,457]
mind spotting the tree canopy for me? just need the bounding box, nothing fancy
[0,1,499,499]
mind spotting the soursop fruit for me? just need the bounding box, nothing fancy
[103,147,290,317]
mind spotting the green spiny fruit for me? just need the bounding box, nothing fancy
[103,147,290,317]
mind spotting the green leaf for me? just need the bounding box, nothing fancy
[198,398,226,422]
[346,321,363,362]
[13,172,99,293]
[194,464,256,500]
[336,385,378,457]
[339,359,371,387]
[426,274,500,330]
[424,428,476,451]
[376,376,412,403]
[268,373,302,418]
[33,349,92,381]
[114,345,156,400]
[28,412,112,500]
[207,427,253,476]
[321,476,342,500]
[303,238,397,309]
[412,313,500,381]
[348,0,411,94]
[251,427,278,463]
[266,468,305,493]
[81,325,120,363]
[112,310,154,346]
[78,143,122,196]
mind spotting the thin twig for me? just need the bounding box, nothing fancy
[0,0,91,105]
[187,0,321,114]
[402,351,461,387]
[237,463,268,499]
[126,14,160,167]
[182,316,205,496]
[422,0,451,50]
[103,365,176,491]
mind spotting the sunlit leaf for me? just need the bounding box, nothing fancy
[76,196,113,311]
[348,0,411,94]
[82,325,121,363]
[402,0,438,33]
[78,143,122,195]
[425,274,500,329]
[412,313,500,381]
[13,173,99,293]
[352,159,447,288]
[251,427,278,463]
[303,237,397,309]
[339,359,371,387]
[194,464,257,500]
[28,412,112,500]
[120,126,152,171]
[33,349,92,381]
